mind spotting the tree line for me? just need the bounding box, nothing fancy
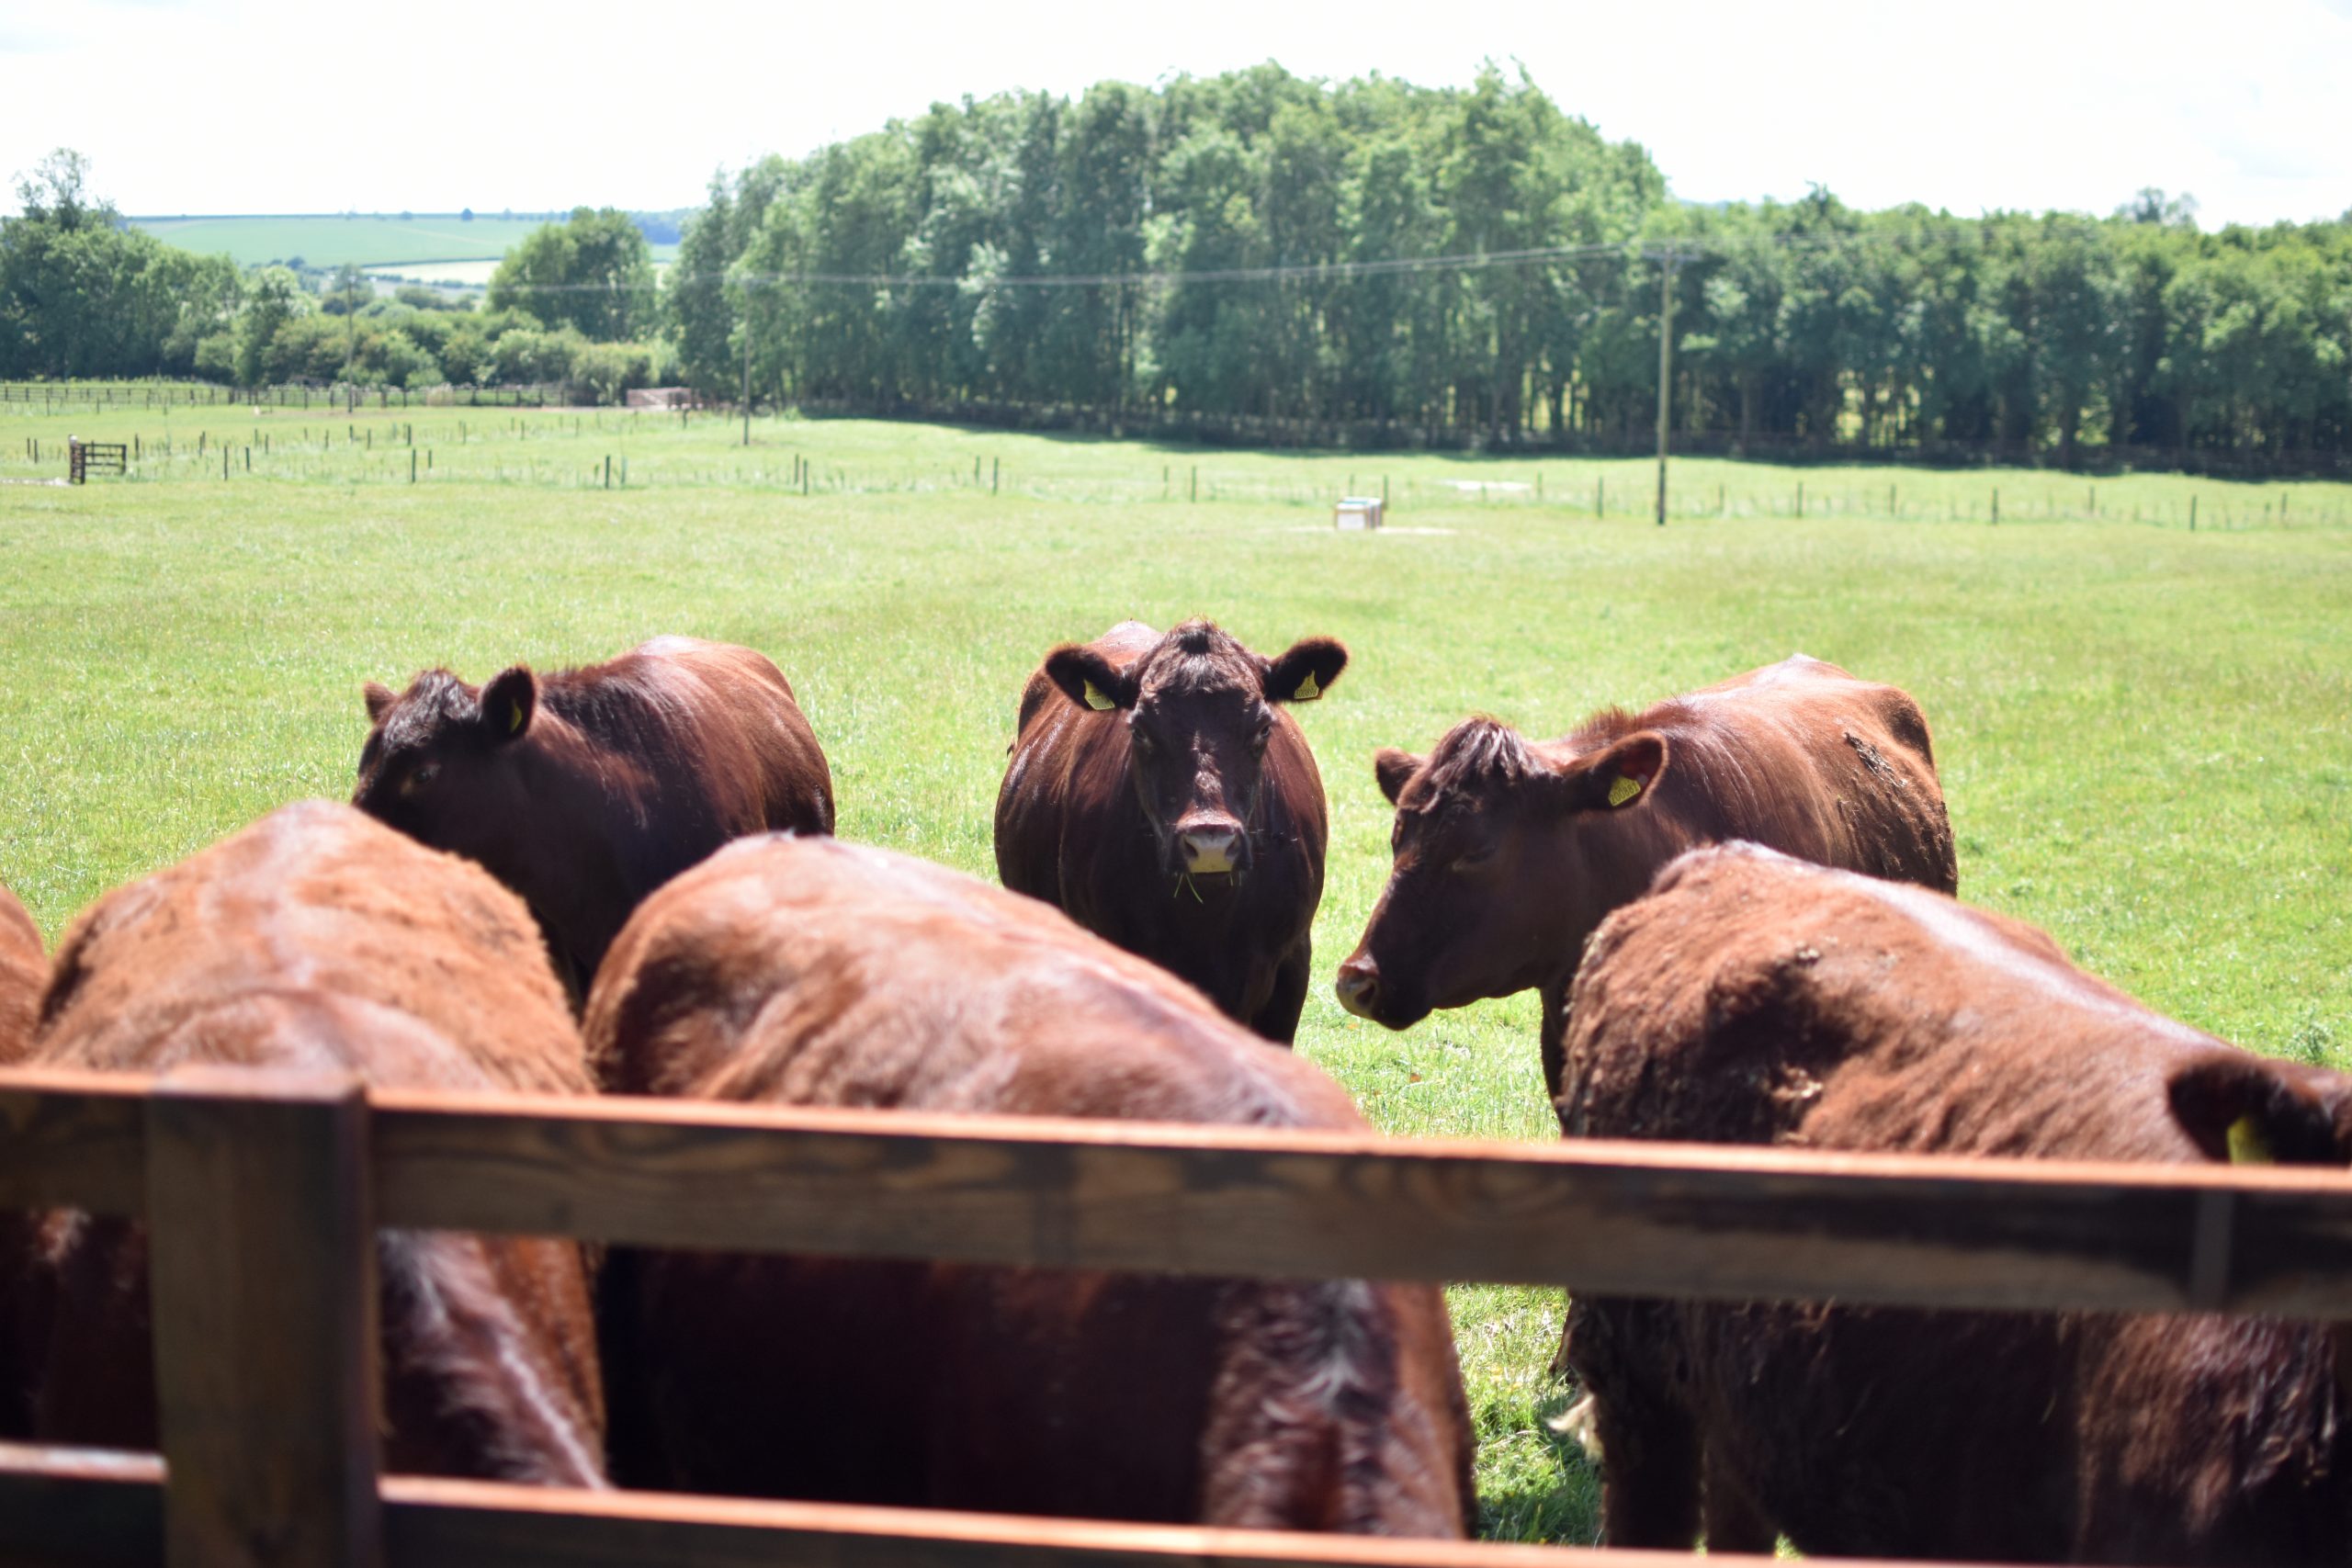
[0,155,673,404]
[8,64,2352,468]
[668,65,2351,468]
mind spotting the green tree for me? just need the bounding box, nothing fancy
[489,208,656,342]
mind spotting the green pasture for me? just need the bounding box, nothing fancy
[125,214,681,273]
[3,402,2349,1542]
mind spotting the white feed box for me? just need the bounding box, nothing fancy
[1335,496,1385,531]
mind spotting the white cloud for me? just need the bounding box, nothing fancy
[3,0,2346,225]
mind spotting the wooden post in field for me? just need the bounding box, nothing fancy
[147,1066,382,1568]
[1991,488,1999,525]
[741,331,751,447]
[2189,495,2197,531]
[605,455,612,491]
[1191,466,1198,502]
[1796,480,1804,518]
[1654,248,1675,526]
[1889,483,1895,517]
[992,457,1000,495]
[1595,477,1603,518]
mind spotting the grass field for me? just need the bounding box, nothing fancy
[4,400,2349,1541]
[124,214,681,276]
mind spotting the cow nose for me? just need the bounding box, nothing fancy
[1179,826,1242,874]
[1335,958,1381,1020]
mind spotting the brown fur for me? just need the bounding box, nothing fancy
[355,635,834,1000]
[17,802,606,1485]
[1560,841,2352,1563]
[1338,654,1958,1099]
[0,880,42,1067]
[583,834,1474,1535]
[995,620,1349,1043]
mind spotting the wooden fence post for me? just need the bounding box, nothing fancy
[147,1066,383,1568]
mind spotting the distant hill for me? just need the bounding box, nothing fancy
[124,211,685,275]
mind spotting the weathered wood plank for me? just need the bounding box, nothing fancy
[148,1066,384,1568]
[369,1089,2352,1319]
[0,1068,149,1216]
[381,1476,1839,1568]
[0,1442,163,1565]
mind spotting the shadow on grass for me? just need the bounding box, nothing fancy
[1475,1383,1603,1546]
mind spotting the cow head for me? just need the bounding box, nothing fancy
[1042,621,1347,886]
[1335,716,1666,1029]
[352,665,545,885]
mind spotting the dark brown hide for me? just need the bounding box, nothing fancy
[1561,842,2352,1564]
[18,802,605,1486]
[994,620,1347,1043]
[354,635,834,999]
[1338,654,1956,1098]
[583,834,1472,1536]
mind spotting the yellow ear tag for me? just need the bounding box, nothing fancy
[1294,672,1320,701]
[1081,680,1115,712]
[509,699,526,734]
[1607,774,1642,807]
[2226,1114,2273,1166]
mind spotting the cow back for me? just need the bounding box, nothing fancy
[586,835,1472,1535]
[21,802,605,1486]
[0,882,41,1066]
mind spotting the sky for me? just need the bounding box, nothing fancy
[5,0,2349,229]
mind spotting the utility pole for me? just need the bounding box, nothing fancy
[1655,248,1675,527]
[741,326,751,447]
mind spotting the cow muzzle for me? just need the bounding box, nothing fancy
[1334,956,1382,1020]
[1176,823,1245,877]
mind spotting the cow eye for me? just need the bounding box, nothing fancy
[1451,844,1494,873]
[1131,729,1157,758]
[401,761,439,797]
[1250,717,1274,751]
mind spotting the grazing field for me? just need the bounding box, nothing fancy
[123,213,682,274]
[3,402,2349,1542]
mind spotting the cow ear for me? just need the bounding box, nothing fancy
[363,681,397,724]
[1043,644,1136,713]
[1264,637,1348,704]
[479,666,537,744]
[1374,747,1423,806]
[1555,730,1668,814]
[2167,1052,2352,1167]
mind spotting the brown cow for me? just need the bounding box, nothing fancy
[1561,840,2352,1563]
[0,880,41,1066]
[995,619,1350,1042]
[17,801,605,1485]
[585,834,1474,1535]
[355,635,834,1000]
[1337,654,1957,1098]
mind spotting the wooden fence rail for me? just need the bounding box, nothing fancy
[4,1063,2350,1567]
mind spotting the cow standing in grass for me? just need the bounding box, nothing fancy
[356,635,834,1001]
[1337,655,1956,1097]
[586,834,1475,1535]
[996,620,1350,1043]
[1563,841,2352,1562]
[15,801,605,1483]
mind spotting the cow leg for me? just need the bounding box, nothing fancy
[1250,949,1311,1045]
[1570,1300,1702,1550]
[1540,983,1571,1109]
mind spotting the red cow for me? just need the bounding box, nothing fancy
[18,801,605,1484]
[1338,655,1956,1097]
[995,619,1350,1042]
[585,834,1474,1535]
[355,635,834,999]
[1562,841,2352,1563]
